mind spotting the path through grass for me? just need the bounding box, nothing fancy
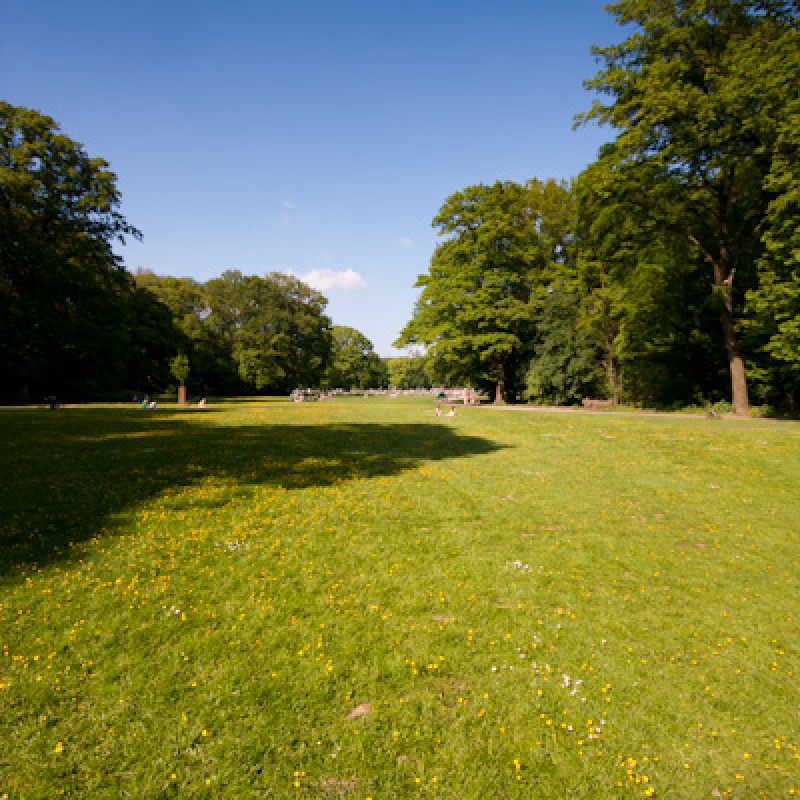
[1,399,798,798]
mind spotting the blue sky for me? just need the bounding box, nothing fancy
[1,0,621,356]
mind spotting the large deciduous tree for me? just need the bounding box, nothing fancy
[578,0,799,414]
[0,102,141,401]
[323,325,388,389]
[741,20,800,407]
[524,281,605,405]
[396,181,563,403]
[387,352,432,390]
[204,270,332,393]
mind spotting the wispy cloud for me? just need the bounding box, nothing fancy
[298,268,367,292]
[398,235,413,249]
[278,200,294,228]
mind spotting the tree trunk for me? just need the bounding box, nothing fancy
[715,211,750,416]
[603,327,620,404]
[718,292,750,415]
[688,180,751,416]
[494,360,506,405]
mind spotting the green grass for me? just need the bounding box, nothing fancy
[1,398,799,798]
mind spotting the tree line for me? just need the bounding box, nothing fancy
[399,0,800,413]
[3,1,797,409]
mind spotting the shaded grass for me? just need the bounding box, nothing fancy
[1,399,799,798]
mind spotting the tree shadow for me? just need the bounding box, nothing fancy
[0,408,505,580]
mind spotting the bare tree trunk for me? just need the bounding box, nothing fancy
[718,289,750,415]
[604,330,620,404]
[688,187,750,416]
[494,360,506,405]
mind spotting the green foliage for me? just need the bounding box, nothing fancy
[397,180,571,402]
[323,325,387,389]
[169,353,190,386]
[740,22,800,406]
[204,271,332,393]
[133,271,241,395]
[387,353,432,389]
[577,0,799,413]
[126,285,183,394]
[524,285,604,405]
[0,102,141,402]
[134,270,336,398]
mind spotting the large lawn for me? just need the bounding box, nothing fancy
[1,398,798,798]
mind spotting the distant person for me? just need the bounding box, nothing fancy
[447,405,457,417]
[149,400,157,409]
[435,404,442,417]
[198,397,207,408]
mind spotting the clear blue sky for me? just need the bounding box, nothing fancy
[1,0,621,356]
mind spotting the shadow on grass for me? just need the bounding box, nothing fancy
[0,407,505,579]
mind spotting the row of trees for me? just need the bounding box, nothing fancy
[133,270,334,397]
[398,0,799,412]
[1,101,403,402]
[5,2,796,408]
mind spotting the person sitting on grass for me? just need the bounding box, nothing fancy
[435,404,442,416]
[447,405,457,416]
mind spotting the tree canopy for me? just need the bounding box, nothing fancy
[0,102,141,401]
[575,0,800,413]
[387,353,432,390]
[137,270,334,396]
[323,326,388,389]
[396,180,571,402]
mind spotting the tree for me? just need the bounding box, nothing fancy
[573,160,732,407]
[170,353,190,402]
[741,21,800,407]
[387,352,432,389]
[134,271,241,395]
[0,102,140,401]
[578,0,799,413]
[524,282,605,405]
[204,270,332,393]
[396,181,559,403]
[324,325,387,389]
[125,284,183,395]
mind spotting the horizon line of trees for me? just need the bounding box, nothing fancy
[3,1,798,410]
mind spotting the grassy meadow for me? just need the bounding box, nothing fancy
[1,397,799,799]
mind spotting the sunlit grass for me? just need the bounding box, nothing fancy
[1,399,799,798]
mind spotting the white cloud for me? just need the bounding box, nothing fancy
[299,268,367,292]
[398,235,413,249]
